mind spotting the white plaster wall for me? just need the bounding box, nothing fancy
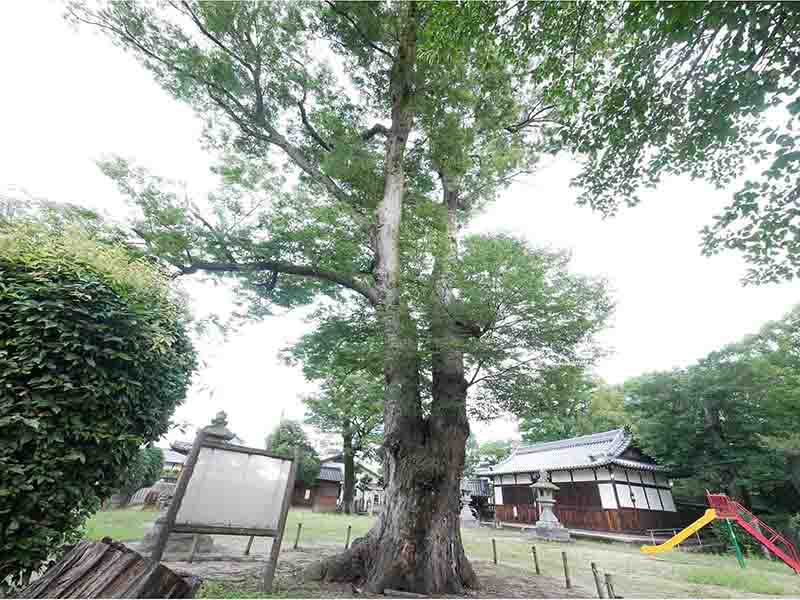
[659,488,677,511]
[598,483,618,509]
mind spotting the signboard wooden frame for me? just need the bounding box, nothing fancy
[149,429,298,591]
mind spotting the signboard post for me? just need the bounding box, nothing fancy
[149,413,298,592]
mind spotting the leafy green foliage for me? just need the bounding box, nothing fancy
[475,440,512,467]
[0,221,197,587]
[626,306,800,512]
[428,2,800,283]
[519,373,630,443]
[118,447,164,497]
[265,420,321,488]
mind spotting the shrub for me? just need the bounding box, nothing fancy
[0,222,197,587]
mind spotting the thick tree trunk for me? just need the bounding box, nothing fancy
[342,429,356,515]
[311,418,476,594]
[306,4,477,594]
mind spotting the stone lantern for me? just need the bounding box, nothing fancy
[530,469,571,542]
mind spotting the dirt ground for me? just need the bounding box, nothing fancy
[165,545,593,598]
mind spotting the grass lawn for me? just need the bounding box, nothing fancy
[86,508,800,598]
[83,507,158,542]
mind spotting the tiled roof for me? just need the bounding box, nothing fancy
[318,466,343,482]
[461,478,491,497]
[161,449,186,465]
[477,429,663,476]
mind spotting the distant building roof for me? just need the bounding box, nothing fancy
[461,478,490,497]
[318,466,343,483]
[477,429,663,476]
[161,449,186,465]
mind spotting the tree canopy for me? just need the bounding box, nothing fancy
[265,419,321,488]
[626,305,800,517]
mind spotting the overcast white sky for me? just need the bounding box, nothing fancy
[3,3,799,446]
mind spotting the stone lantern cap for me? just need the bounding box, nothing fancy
[530,469,559,491]
[203,410,236,441]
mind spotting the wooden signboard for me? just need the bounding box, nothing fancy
[149,429,298,591]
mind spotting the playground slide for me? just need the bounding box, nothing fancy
[640,509,717,554]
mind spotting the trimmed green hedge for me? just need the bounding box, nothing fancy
[0,223,197,587]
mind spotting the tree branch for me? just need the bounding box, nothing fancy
[325,0,395,61]
[174,1,252,74]
[505,103,557,133]
[298,88,334,151]
[361,123,391,141]
[179,259,379,305]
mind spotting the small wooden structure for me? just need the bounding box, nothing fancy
[292,464,342,513]
[16,539,201,598]
[150,414,298,592]
[479,429,701,533]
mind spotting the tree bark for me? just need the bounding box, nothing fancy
[306,4,477,594]
[17,539,201,598]
[342,428,356,515]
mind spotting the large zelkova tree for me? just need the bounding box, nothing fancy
[63,0,798,592]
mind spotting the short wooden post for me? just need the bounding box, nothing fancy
[591,562,605,598]
[561,551,571,589]
[262,448,299,593]
[243,535,255,556]
[294,522,303,550]
[345,524,352,549]
[604,573,616,599]
[187,534,200,564]
[531,545,540,575]
[492,538,497,564]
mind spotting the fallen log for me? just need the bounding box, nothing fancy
[15,538,202,598]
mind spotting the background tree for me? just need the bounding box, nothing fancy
[519,371,630,443]
[476,441,513,467]
[265,419,321,489]
[626,310,800,514]
[463,434,481,478]
[303,377,382,514]
[287,308,383,515]
[0,219,196,588]
[117,447,164,499]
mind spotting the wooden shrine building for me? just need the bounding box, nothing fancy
[477,429,697,533]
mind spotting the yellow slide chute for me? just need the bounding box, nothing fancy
[640,509,717,554]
